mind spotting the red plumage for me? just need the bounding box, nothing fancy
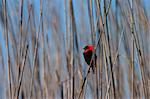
[83,45,97,73]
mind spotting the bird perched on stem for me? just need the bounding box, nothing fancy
[83,45,97,73]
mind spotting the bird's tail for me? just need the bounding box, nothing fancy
[91,54,97,74]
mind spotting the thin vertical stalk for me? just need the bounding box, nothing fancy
[69,0,75,98]
[115,0,120,98]
[88,0,95,44]
[103,31,110,99]
[3,0,12,99]
[16,44,29,99]
[65,0,72,98]
[104,0,116,99]
[29,0,42,98]
[41,2,48,97]
[132,39,134,99]
[128,0,148,98]
[18,0,24,81]
[70,0,82,98]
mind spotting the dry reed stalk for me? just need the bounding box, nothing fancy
[29,1,43,97]
[128,0,149,98]
[16,44,29,99]
[18,0,24,84]
[3,0,12,98]
[103,0,116,98]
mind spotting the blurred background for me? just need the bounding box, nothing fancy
[0,0,150,99]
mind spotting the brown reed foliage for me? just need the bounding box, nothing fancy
[0,0,149,99]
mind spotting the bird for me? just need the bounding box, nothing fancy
[83,45,97,73]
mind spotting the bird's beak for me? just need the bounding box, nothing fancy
[83,46,86,50]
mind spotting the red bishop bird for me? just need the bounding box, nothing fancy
[83,45,97,73]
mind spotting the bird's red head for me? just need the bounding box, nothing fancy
[83,45,94,53]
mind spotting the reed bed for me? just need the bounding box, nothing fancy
[0,0,149,99]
